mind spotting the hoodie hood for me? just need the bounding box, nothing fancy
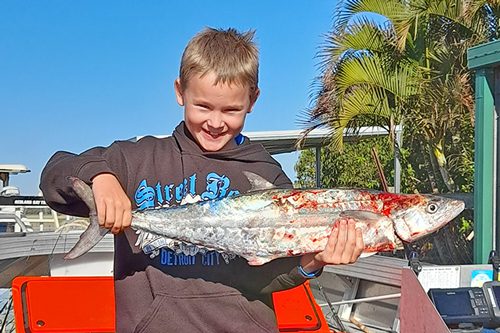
[172,121,282,167]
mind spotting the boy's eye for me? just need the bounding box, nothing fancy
[224,108,243,113]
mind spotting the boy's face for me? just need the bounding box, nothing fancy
[175,72,259,152]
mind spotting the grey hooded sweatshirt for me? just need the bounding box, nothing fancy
[40,122,310,333]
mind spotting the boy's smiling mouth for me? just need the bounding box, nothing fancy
[203,129,225,139]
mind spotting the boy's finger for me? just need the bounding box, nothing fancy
[332,219,347,259]
[95,199,106,227]
[341,220,357,263]
[325,223,339,249]
[111,206,123,234]
[104,202,116,229]
[351,228,364,261]
[122,209,133,230]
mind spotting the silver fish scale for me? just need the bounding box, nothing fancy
[65,176,465,263]
[130,189,390,264]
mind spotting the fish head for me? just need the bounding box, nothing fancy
[389,194,465,243]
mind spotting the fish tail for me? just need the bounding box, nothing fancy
[64,177,109,260]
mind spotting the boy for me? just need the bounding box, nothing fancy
[40,27,364,333]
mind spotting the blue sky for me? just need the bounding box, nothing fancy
[1,1,336,195]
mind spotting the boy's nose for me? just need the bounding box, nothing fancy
[207,112,224,129]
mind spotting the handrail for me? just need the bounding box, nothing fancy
[0,213,29,232]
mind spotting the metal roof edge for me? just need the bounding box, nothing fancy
[468,39,500,69]
[130,125,401,155]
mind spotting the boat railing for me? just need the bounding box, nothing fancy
[0,213,31,233]
[0,197,88,233]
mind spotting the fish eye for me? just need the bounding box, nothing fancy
[427,203,439,214]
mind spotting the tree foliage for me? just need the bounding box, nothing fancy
[295,137,394,189]
[295,137,418,191]
[295,0,499,264]
[298,0,497,194]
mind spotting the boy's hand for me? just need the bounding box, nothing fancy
[91,173,132,234]
[299,218,364,274]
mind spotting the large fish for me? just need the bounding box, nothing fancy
[64,172,465,265]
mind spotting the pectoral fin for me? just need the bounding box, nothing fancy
[339,210,399,255]
[360,252,377,258]
[339,210,388,222]
[246,256,272,266]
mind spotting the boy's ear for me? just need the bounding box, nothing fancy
[174,78,184,106]
[248,88,260,114]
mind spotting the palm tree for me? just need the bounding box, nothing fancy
[303,0,498,193]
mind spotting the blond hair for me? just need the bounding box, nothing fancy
[179,27,259,93]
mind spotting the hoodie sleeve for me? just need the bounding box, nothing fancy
[257,244,324,296]
[259,265,323,295]
[39,142,129,217]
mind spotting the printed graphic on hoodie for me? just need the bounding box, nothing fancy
[133,172,240,266]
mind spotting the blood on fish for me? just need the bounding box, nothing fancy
[296,201,318,210]
[365,243,396,253]
[64,176,465,264]
[373,192,428,216]
[375,243,396,251]
[275,191,321,210]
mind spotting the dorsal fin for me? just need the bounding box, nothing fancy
[243,171,276,191]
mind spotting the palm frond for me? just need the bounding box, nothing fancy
[335,54,421,101]
[319,17,396,64]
